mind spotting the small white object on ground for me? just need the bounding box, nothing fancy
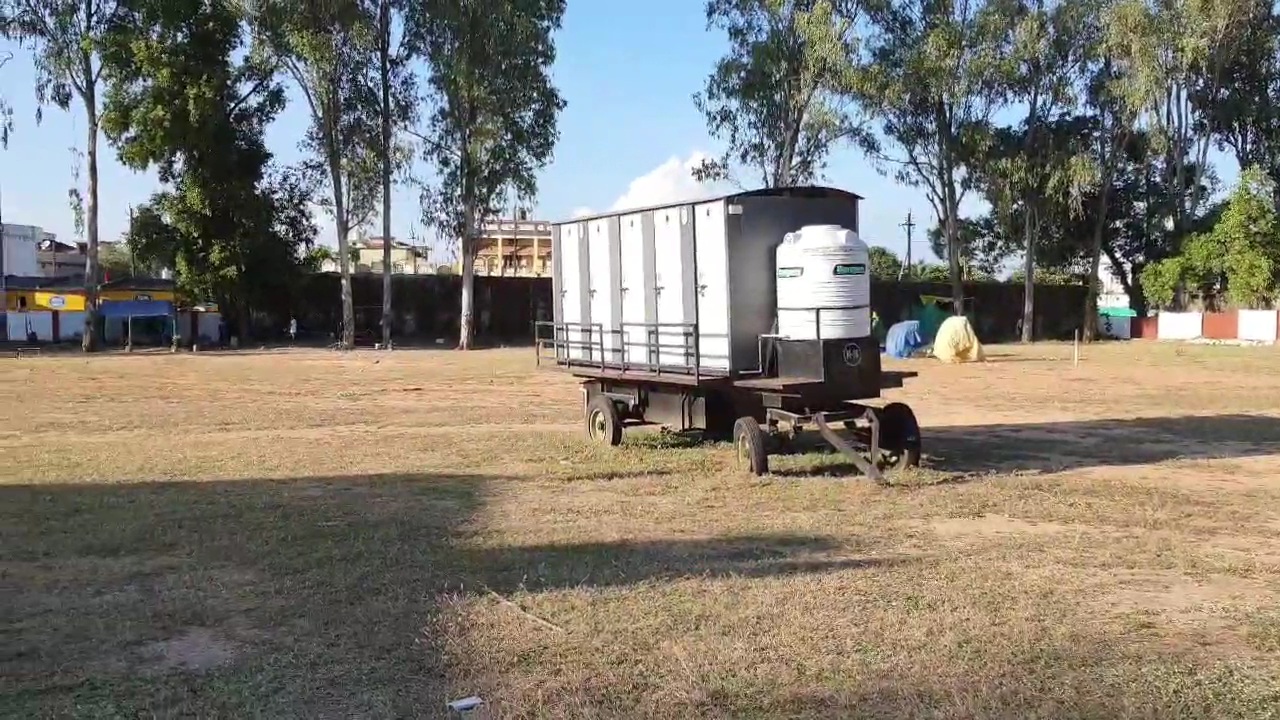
[447,696,485,712]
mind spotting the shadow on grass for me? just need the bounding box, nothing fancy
[0,472,491,718]
[925,413,1280,474]
[0,471,883,717]
[769,461,983,489]
[695,413,1280,482]
[467,534,910,594]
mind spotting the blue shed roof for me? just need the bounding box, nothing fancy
[98,300,174,318]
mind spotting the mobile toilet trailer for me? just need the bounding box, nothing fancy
[535,186,921,480]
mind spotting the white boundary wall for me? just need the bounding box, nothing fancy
[1157,312,1202,340]
[1238,310,1279,343]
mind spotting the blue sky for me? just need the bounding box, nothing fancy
[0,1,1238,268]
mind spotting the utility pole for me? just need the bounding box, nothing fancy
[128,205,136,277]
[897,211,915,281]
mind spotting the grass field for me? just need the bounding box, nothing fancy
[3,342,1280,718]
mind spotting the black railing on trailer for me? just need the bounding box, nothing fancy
[535,320,732,383]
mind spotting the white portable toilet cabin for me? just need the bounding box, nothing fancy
[549,186,865,376]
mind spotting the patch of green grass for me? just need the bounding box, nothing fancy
[1247,611,1280,654]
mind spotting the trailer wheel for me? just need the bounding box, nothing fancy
[876,402,921,471]
[733,417,769,476]
[585,395,623,446]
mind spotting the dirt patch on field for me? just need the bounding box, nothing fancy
[928,514,1086,538]
[142,628,242,673]
[1107,569,1278,615]
[139,618,260,674]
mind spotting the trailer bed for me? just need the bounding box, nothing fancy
[733,370,916,392]
[550,365,729,387]
[551,363,917,392]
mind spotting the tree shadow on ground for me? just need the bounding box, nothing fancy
[0,471,889,718]
[925,413,1280,474]
[465,535,912,595]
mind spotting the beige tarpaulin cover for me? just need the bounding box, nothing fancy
[932,315,986,363]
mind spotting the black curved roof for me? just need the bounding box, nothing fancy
[557,185,863,225]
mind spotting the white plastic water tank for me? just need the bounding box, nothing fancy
[775,224,872,340]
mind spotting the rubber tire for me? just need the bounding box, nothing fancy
[585,395,623,446]
[733,417,770,476]
[877,402,921,470]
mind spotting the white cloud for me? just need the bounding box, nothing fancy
[574,151,723,218]
[609,151,719,211]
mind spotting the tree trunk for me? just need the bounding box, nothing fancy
[1021,206,1035,342]
[1085,105,1125,341]
[379,0,393,349]
[944,199,964,314]
[459,203,476,350]
[1083,190,1111,342]
[330,153,354,349]
[1020,81,1042,344]
[81,72,100,352]
[238,300,250,344]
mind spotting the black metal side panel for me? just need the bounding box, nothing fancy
[774,336,882,399]
[644,386,705,432]
[821,336,881,398]
[775,339,825,380]
[728,194,863,371]
[641,212,658,366]
[723,200,761,372]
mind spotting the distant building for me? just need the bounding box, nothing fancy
[1097,255,1132,310]
[474,217,552,277]
[321,237,433,274]
[2,223,45,277]
[37,237,84,278]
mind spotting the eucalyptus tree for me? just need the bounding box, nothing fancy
[409,0,565,350]
[982,0,1097,340]
[1103,0,1254,234]
[260,0,379,349]
[102,0,317,337]
[693,0,867,187]
[1190,1,1280,206]
[855,0,1012,310]
[3,0,125,350]
[364,0,415,347]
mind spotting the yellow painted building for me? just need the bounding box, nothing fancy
[4,287,175,311]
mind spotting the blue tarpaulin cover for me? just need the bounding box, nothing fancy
[98,300,174,318]
[885,320,924,359]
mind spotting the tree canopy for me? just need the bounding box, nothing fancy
[693,0,864,187]
[6,0,1280,349]
[410,0,565,349]
[101,0,316,337]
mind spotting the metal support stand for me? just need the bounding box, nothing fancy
[815,409,882,484]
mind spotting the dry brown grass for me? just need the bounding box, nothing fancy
[2,342,1280,718]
